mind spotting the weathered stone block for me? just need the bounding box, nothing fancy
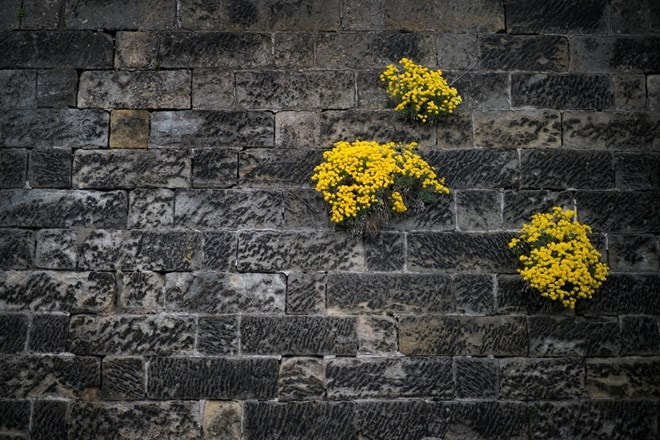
[614,152,660,190]
[571,36,660,73]
[192,69,235,109]
[237,231,364,272]
[102,357,144,400]
[577,274,660,315]
[407,232,518,272]
[327,273,454,314]
[239,149,322,187]
[0,314,27,353]
[365,232,405,271]
[165,272,284,313]
[0,355,100,398]
[0,0,20,30]
[197,316,238,355]
[128,189,174,228]
[0,229,33,269]
[279,357,326,401]
[65,0,175,29]
[500,358,585,400]
[511,73,613,110]
[455,357,498,399]
[34,229,76,270]
[426,149,519,189]
[275,111,319,148]
[109,110,149,149]
[178,0,222,29]
[201,232,236,270]
[192,149,237,188]
[343,0,382,30]
[0,149,26,188]
[456,190,502,230]
[650,75,660,111]
[400,315,527,356]
[506,0,608,33]
[274,33,315,68]
[454,274,495,314]
[436,113,473,148]
[118,271,164,313]
[529,316,620,356]
[0,400,30,432]
[587,357,660,398]
[241,315,356,355]
[150,110,274,148]
[114,32,160,69]
[575,191,660,232]
[29,314,69,353]
[474,110,561,148]
[69,315,195,356]
[480,35,568,72]
[609,234,659,271]
[389,192,455,231]
[503,190,573,229]
[610,0,649,33]
[286,272,326,315]
[244,402,356,440]
[73,149,190,189]
[0,271,115,313]
[203,401,241,440]
[613,74,647,109]
[563,111,660,150]
[36,70,77,108]
[356,70,388,110]
[28,148,71,188]
[621,316,660,355]
[436,34,478,70]
[31,400,67,440]
[0,31,113,68]
[0,109,108,148]
[520,149,614,189]
[148,357,278,399]
[496,275,569,315]
[0,70,35,108]
[384,0,504,32]
[443,72,508,111]
[356,315,398,354]
[282,189,332,230]
[220,0,340,31]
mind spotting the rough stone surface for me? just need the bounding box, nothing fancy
[528,316,620,356]
[197,315,239,355]
[278,357,326,401]
[114,32,160,69]
[28,314,69,353]
[500,358,585,400]
[454,274,495,314]
[614,152,660,190]
[474,110,561,148]
[506,0,608,34]
[128,189,174,228]
[356,315,397,354]
[28,148,72,188]
[275,111,319,148]
[65,0,175,30]
[364,232,405,271]
[520,149,614,189]
[192,149,238,188]
[203,401,242,440]
[613,74,647,109]
[239,149,322,187]
[587,357,660,398]
[608,234,659,271]
[480,35,568,72]
[102,357,145,400]
[577,274,660,315]
[0,314,28,353]
[575,191,660,233]
[37,69,77,107]
[456,190,502,230]
[570,36,660,73]
[621,316,660,355]
[110,110,149,149]
[512,73,613,110]
[118,272,164,313]
[0,149,26,188]
[447,72,509,110]
[383,0,504,32]
[563,111,660,150]
[503,190,573,229]
[437,34,478,70]
[34,229,77,269]
[426,149,519,189]
[455,357,499,399]
[0,229,33,269]
[31,399,68,440]
[286,272,326,315]
[0,70,35,108]
[0,400,30,433]
[192,69,235,109]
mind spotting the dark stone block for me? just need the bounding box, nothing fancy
[178,0,222,29]
[118,271,163,313]
[0,400,30,432]
[437,34,479,70]
[356,70,388,110]
[446,72,509,110]
[426,149,519,189]
[456,190,502,230]
[0,314,27,353]
[577,274,660,315]
[29,148,71,188]
[444,401,529,440]
[511,73,613,110]
[192,149,237,188]
[610,0,649,33]
[286,272,326,314]
[342,0,382,30]
[0,149,26,188]
[274,33,315,68]
[496,275,571,315]
[621,316,660,355]
[278,357,325,401]
[609,234,659,272]
[148,357,278,399]
[473,110,561,148]
[613,74,647,109]
[0,70,34,109]
[520,149,613,189]
[0,0,20,30]
[383,0,504,32]
[575,190,660,233]
[128,189,174,229]
[503,190,573,229]
[222,0,340,31]
[529,316,620,356]
[563,111,660,150]
[102,357,144,400]
[455,357,498,398]
[239,149,322,187]
[506,0,608,33]
[192,69,235,109]
[37,70,77,108]
[282,189,331,230]
[357,316,397,354]
[29,314,68,353]
[365,232,405,271]
[571,36,660,73]
[454,274,495,314]
[197,315,239,355]
[614,153,660,190]
[0,229,33,269]
[31,400,67,440]
[65,0,175,29]
[500,358,585,400]
[400,315,527,356]
[436,112,473,148]
[587,357,660,398]
[390,192,454,231]
[480,35,568,72]
[202,232,237,270]
[241,315,356,356]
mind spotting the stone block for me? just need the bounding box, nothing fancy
[148,357,278,399]
[178,0,222,29]
[480,35,568,72]
[520,150,614,189]
[237,231,364,272]
[356,70,388,110]
[0,0,20,30]
[496,275,570,315]
[511,73,613,110]
[150,110,274,148]
[529,316,620,357]
[383,0,504,32]
[577,274,660,315]
[444,72,509,111]
[0,355,100,398]
[192,69,235,109]
[575,191,660,233]
[407,232,518,272]
[365,232,405,271]
[0,229,33,269]
[327,273,454,314]
[570,36,660,73]
[0,108,108,148]
[31,400,67,440]
[563,111,660,150]
[274,33,315,68]
[286,272,326,315]
[102,357,145,400]
[587,357,660,398]
[621,316,660,355]
[437,34,478,70]
[279,357,326,401]
[197,316,238,355]
[128,189,174,228]
[0,149,26,188]
[0,70,35,108]
[327,357,453,399]
[109,110,149,149]
[202,232,237,270]
[221,0,340,31]
[282,189,332,230]
[610,0,649,33]
[69,401,201,440]
[613,74,646,109]
[426,149,519,189]
[614,152,660,190]
[244,402,356,440]
[503,190,573,229]
[69,314,195,356]
[117,271,164,313]
[73,149,190,189]
[28,314,69,353]
[505,0,608,33]
[387,192,455,232]
[456,190,502,230]
[239,149,322,187]
[0,31,113,68]
[34,229,76,270]
[357,315,397,354]
[609,234,659,271]
[28,148,71,188]
[0,271,115,313]
[192,149,237,188]
[342,0,382,30]
[500,358,585,400]
[400,315,527,356]
[0,400,30,432]
[240,315,356,356]
[454,274,495,314]
[474,110,561,148]
[65,0,175,29]
[455,357,498,399]
[21,0,61,29]
[114,32,160,69]
[275,111,319,149]
[436,112,473,148]
[0,314,28,353]
[36,70,77,108]
[650,75,660,111]
[165,272,284,314]
[203,401,241,440]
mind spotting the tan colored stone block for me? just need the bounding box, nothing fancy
[203,401,242,440]
[110,110,149,149]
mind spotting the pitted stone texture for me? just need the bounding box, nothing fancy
[455,357,498,399]
[203,401,241,440]
[456,190,502,231]
[503,190,573,229]
[497,275,569,315]
[356,70,389,110]
[609,234,659,271]
[110,110,149,149]
[0,314,27,353]
[389,193,454,232]
[279,357,325,401]
[365,232,405,271]
[500,358,584,400]
[0,108,108,148]
[118,271,164,313]
[0,31,113,68]
[275,111,319,148]
[29,314,69,353]
[79,71,190,109]
[222,0,340,31]
[434,111,475,147]
[282,189,332,230]
[530,401,658,440]
[241,315,356,355]
[65,0,175,29]
[479,35,568,72]
[327,273,455,314]
[128,189,174,228]
[587,357,660,398]
[114,32,160,69]
[70,315,195,356]
[34,229,76,269]
[102,357,144,400]
[31,400,67,440]
[614,153,660,190]
[426,149,519,189]
[408,232,518,272]
[73,149,190,189]
[0,149,26,188]
[286,272,326,315]
[148,357,278,399]
[238,231,364,272]
[151,110,274,148]
[578,274,660,315]
[28,148,71,188]
[575,191,660,233]
[454,274,495,315]
[37,70,77,108]
[437,34,478,70]
[0,271,115,313]
[563,111,660,150]
[0,229,33,269]
[165,272,284,313]
[621,316,660,355]
[192,69,235,109]
[445,72,509,111]
[529,316,620,356]
[192,149,237,188]
[613,74,646,109]
[274,33,315,68]
[571,36,660,73]
[197,316,239,355]
[474,110,561,148]
[511,73,613,110]
[0,70,35,108]
[342,0,382,30]
[610,0,649,33]
[357,315,398,354]
[202,232,237,270]
[0,400,30,433]
[158,32,272,68]
[0,355,100,398]
[505,0,608,33]
[178,0,222,29]
[520,150,613,189]
[400,315,527,356]
[69,401,201,440]
[236,71,354,109]
[239,149,322,187]
[383,0,504,32]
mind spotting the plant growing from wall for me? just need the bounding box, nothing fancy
[508,207,609,309]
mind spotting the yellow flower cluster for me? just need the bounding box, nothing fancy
[311,140,449,226]
[508,207,609,309]
[380,58,462,123]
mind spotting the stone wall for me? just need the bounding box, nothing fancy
[1,0,659,438]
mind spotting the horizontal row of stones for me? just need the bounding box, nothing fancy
[1,398,658,440]
[2,0,657,34]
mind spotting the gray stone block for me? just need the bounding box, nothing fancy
[34,229,76,270]
[496,275,570,315]
[197,315,238,355]
[575,190,660,232]
[500,358,585,400]
[0,149,26,188]
[0,314,27,353]
[0,229,33,269]
[279,357,326,401]
[31,400,67,440]
[365,232,405,271]
[114,32,160,69]
[128,189,174,228]
[65,0,175,29]
[426,149,519,189]
[37,70,77,108]
[388,191,455,232]
[529,316,620,357]
[444,72,509,111]
[474,110,561,148]
[437,34,478,70]
[102,357,145,400]
[118,271,164,313]
[511,73,613,110]
[29,148,71,188]
[456,190,502,230]
[202,401,241,440]
[28,314,69,353]
[356,315,397,354]
[239,149,322,187]
[571,36,660,73]
[192,69,235,109]
[503,190,573,229]
[436,112,473,148]
[400,315,527,356]
[21,0,61,29]
[563,111,660,150]
[0,70,35,108]
[0,0,20,30]
[286,272,326,315]
[609,234,659,271]
[241,315,356,355]
[505,0,608,33]
[178,0,222,29]
[342,0,382,30]
[650,75,660,111]
[384,0,504,32]
[480,35,568,72]
[577,274,660,315]
[587,357,660,398]
[192,149,237,188]
[0,400,30,432]
[455,357,498,398]
[520,149,614,189]
[614,152,660,190]
[275,111,319,148]
[282,189,332,230]
[613,74,647,109]
[356,70,389,110]
[610,0,649,33]
[69,314,195,356]
[221,0,340,31]
[202,232,237,270]
[454,274,495,314]
[0,271,115,313]
[621,316,660,355]
[148,357,278,399]
[164,272,284,313]
[274,33,315,68]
